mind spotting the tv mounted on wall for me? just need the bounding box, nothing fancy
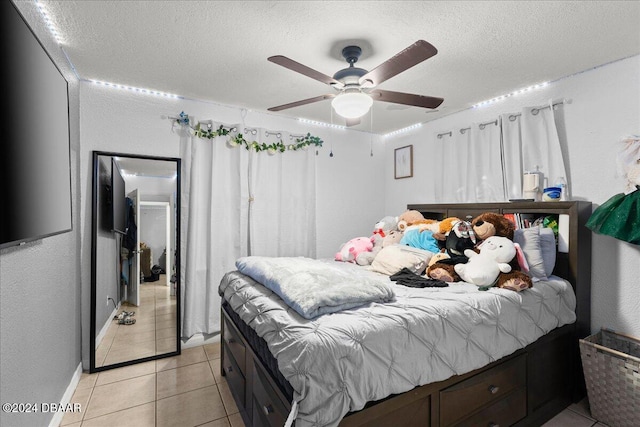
[0,1,72,249]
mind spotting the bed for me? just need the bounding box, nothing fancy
[218,201,592,427]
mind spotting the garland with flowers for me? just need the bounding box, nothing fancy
[174,111,323,153]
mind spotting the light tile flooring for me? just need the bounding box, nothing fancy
[542,399,609,427]
[95,276,177,367]
[61,342,246,427]
[64,341,604,427]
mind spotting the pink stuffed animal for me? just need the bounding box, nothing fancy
[335,237,374,263]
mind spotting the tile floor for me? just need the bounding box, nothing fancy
[63,341,605,426]
[95,276,177,368]
[61,342,245,427]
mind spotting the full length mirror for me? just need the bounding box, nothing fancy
[91,151,181,372]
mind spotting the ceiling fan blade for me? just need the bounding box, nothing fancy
[345,117,361,127]
[268,55,344,88]
[267,94,336,112]
[370,89,444,109]
[359,40,438,87]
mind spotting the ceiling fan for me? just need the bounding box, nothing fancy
[267,40,444,126]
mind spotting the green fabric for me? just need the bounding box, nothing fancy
[586,188,640,245]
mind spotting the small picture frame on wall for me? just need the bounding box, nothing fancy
[394,145,413,179]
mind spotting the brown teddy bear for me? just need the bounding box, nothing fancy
[397,210,425,231]
[470,213,533,292]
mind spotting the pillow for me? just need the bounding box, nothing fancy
[513,226,557,280]
[539,227,557,277]
[371,244,434,276]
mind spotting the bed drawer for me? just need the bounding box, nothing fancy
[439,355,526,426]
[455,387,526,427]
[223,315,246,373]
[222,345,246,408]
[252,359,289,427]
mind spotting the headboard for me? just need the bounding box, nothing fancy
[407,201,593,338]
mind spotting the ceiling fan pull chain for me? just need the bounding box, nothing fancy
[370,107,374,157]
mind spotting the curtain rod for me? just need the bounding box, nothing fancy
[508,98,571,121]
[439,99,572,136]
[459,119,498,134]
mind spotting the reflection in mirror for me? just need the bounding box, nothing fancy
[91,151,181,372]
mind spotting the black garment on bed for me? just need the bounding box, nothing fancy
[389,268,448,288]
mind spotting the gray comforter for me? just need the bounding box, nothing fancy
[219,259,577,427]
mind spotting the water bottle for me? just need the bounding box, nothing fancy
[555,177,568,201]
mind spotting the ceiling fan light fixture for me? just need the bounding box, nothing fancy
[331,92,373,119]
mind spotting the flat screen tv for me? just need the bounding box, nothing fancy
[1,1,72,249]
[111,159,127,235]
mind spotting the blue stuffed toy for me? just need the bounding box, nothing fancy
[400,229,440,253]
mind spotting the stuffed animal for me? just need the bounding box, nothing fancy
[356,234,384,266]
[400,229,440,253]
[433,217,461,242]
[454,236,516,289]
[335,236,374,263]
[397,210,425,231]
[471,212,515,240]
[382,230,404,247]
[373,216,399,238]
[404,218,439,233]
[470,213,533,291]
[426,219,476,282]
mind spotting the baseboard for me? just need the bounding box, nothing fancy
[48,362,82,427]
[95,303,120,347]
[181,332,220,349]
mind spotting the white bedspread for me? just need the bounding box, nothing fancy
[219,259,577,427]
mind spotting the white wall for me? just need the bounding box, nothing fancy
[384,55,640,336]
[79,83,386,367]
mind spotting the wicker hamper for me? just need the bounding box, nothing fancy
[579,329,640,427]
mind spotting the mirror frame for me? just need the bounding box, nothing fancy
[90,151,181,373]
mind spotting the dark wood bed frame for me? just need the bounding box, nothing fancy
[220,201,592,427]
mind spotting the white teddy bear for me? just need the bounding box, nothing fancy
[454,236,516,288]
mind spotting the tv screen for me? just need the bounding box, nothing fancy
[111,159,127,235]
[1,1,72,249]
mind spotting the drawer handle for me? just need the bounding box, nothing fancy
[488,385,499,394]
[488,423,499,427]
[263,404,274,415]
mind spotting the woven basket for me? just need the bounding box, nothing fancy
[579,329,640,427]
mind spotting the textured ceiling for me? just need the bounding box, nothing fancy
[20,1,640,134]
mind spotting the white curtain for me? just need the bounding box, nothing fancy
[179,125,317,339]
[501,114,524,200]
[249,131,317,257]
[468,121,504,202]
[433,101,567,203]
[437,120,504,203]
[179,130,246,338]
[439,131,471,202]
[502,102,568,194]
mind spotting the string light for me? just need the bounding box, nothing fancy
[383,123,423,138]
[35,0,64,44]
[473,82,549,109]
[297,118,346,130]
[88,80,181,98]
